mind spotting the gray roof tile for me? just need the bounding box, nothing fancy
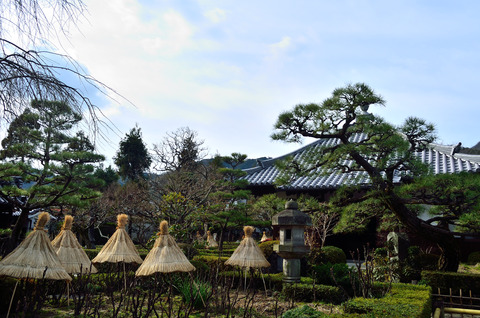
[243,135,480,190]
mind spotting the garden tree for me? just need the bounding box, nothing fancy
[0,0,116,131]
[206,153,255,250]
[67,164,119,248]
[93,164,119,191]
[250,194,286,223]
[296,195,339,249]
[149,127,216,240]
[271,82,472,271]
[156,192,208,242]
[0,100,105,253]
[152,127,207,172]
[251,194,339,248]
[98,180,155,244]
[73,179,156,248]
[114,125,153,237]
[114,126,152,182]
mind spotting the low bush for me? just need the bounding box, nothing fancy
[311,262,355,295]
[258,240,279,259]
[282,282,344,304]
[189,259,209,273]
[281,305,325,318]
[173,277,212,309]
[421,270,480,295]
[309,246,347,267]
[84,247,100,259]
[192,255,229,271]
[343,283,431,318]
[467,251,480,264]
[219,271,284,291]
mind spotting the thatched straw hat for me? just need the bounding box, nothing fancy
[225,226,270,268]
[136,221,195,276]
[0,212,72,281]
[51,215,98,274]
[206,230,218,248]
[92,214,142,264]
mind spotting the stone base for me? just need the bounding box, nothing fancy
[282,258,301,283]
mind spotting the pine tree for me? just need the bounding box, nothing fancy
[0,100,105,253]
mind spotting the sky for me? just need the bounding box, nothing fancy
[52,0,480,165]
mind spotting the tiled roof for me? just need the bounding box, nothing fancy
[243,134,480,190]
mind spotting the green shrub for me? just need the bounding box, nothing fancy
[174,277,212,309]
[219,271,284,291]
[84,248,100,259]
[323,246,347,264]
[192,255,229,271]
[311,262,353,288]
[343,283,431,318]
[309,246,346,266]
[281,305,326,318]
[468,251,480,264]
[190,259,209,273]
[421,270,480,295]
[258,240,279,258]
[282,282,344,304]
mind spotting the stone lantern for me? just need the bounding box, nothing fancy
[272,200,312,283]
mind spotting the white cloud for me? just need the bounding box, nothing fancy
[44,0,480,162]
[204,8,226,23]
[268,36,292,60]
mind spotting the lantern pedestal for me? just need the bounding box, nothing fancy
[282,259,301,283]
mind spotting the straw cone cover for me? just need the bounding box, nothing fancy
[260,231,268,242]
[0,212,72,281]
[225,226,270,268]
[207,231,218,247]
[136,221,195,276]
[51,215,97,274]
[92,214,143,264]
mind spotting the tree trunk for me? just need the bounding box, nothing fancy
[4,207,30,255]
[437,238,460,272]
[383,190,460,272]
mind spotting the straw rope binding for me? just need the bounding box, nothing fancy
[117,214,128,229]
[34,212,50,230]
[244,226,254,237]
[62,215,73,231]
[159,220,168,235]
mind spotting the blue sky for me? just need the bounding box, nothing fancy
[54,0,480,164]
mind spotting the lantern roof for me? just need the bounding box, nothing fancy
[272,200,312,226]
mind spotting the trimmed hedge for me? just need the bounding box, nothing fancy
[258,240,279,259]
[421,270,480,295]
[282,282,344,304]
[219,271,284,291]
[281,305,326,318]
[343,283,431,318]
[309,246,347,266]
[192,255,229,271]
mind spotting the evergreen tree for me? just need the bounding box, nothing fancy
[0,100,105,252]
[272,83,477,271]
[206,153,253,250]
[114,126,152,181]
